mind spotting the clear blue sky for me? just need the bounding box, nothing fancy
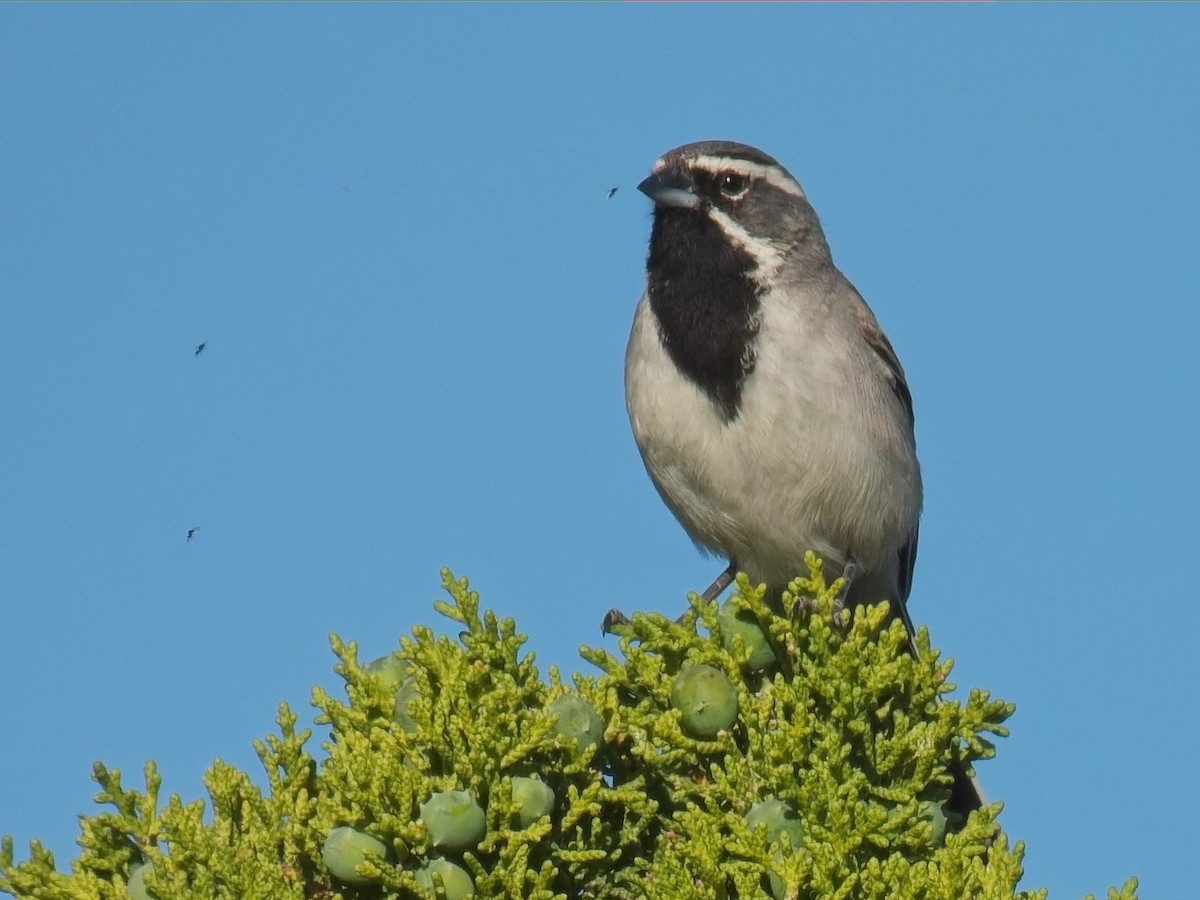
[2,4,1196,897]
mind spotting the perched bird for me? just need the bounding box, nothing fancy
[626,140,920,617]
[624,141,983,813]
[607,186,619,199]
[195,341,207,356]
[186,527,200,542]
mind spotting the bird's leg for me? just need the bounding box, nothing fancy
[699,562,737,603]
[675,562,736,623]
[832,561,859,614]
[601,562,737,635]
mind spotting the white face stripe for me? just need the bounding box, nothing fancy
[688,155,806,199]
[705,205,787,277]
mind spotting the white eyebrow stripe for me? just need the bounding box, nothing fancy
[690,155,806,199]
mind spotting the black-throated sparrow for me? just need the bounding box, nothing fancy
[626,140,920,619]
[624,141,984,814]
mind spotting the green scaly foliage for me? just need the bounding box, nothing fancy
[0,557,1138,899]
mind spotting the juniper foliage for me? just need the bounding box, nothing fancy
[1,559,1137,900]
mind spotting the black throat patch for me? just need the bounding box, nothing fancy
[646,207,761,422]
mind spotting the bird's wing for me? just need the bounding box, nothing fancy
[852,299,914,428]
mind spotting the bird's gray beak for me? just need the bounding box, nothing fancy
[638,168,700,210]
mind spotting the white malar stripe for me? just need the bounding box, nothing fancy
[706,205,788,277]
[688,155,806,199]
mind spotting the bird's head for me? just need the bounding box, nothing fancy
[638,141,830,282]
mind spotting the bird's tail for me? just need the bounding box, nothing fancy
[893,596,989,819]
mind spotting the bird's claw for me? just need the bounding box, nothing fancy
[601,608,632,635]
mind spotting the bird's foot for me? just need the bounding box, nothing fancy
[601,606,692,633]
[601,562,737,635]
[601,608,632,635]
[788,594,818,622]
[790,562,858,625]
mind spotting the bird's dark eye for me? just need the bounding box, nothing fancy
[718,172,749,198]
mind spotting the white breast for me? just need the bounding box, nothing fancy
[624,286,921,594]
